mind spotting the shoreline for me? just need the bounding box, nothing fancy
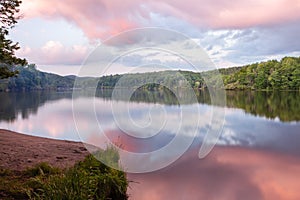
[0,129,129,200]
[0,129,93,171]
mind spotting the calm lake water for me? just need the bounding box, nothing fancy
[0,90,300,200]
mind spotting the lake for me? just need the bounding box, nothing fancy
[0,90,300,200]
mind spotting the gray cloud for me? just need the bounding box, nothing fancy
[222,21,300,64]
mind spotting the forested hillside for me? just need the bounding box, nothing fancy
[95,56,300,90]
[223,56,300,90]
[0,57,299,91]
[0,64,75,91]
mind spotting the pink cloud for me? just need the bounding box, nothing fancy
[21,0,140,39]
[21,0,300,40]
[17,40,88,65]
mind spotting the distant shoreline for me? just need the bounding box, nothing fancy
[1,87,300,93]
[1,57,299,92]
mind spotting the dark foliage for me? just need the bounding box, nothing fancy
[0,0,27,79]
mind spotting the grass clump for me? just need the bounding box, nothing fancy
[0,147,128,200]
[28,147,128,200]
[24,162,61,177]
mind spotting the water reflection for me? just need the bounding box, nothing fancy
[225,90,300,122]
[95,89,300,122]
[0,90,300,199]
[0,91,73,122]
[128,146,300,200]
[1,91,300,154]
[0,90,299,123]
[1,91,299,153]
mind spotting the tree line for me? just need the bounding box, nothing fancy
[223,57,300,90]
[1,56,299,91]
[87,56,300,91]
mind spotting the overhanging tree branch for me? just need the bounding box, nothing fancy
[0,0,27,79]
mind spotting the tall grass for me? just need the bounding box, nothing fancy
[0,147,128,200]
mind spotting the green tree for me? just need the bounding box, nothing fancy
[0,0,26,79]
[268,71,281,89]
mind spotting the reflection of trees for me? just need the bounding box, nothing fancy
[96,88,211,105]
[225,91,300,122]
[0,92,73,122]
[1,90,299,123]
[97,89,299,122]
[96,88,178,104]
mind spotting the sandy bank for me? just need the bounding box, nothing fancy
[0,129,94,170]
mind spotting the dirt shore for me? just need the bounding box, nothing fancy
[0,129,93,171]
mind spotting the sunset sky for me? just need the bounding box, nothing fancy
[10,0,300,75]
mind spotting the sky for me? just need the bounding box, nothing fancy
[10,0,300,75]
